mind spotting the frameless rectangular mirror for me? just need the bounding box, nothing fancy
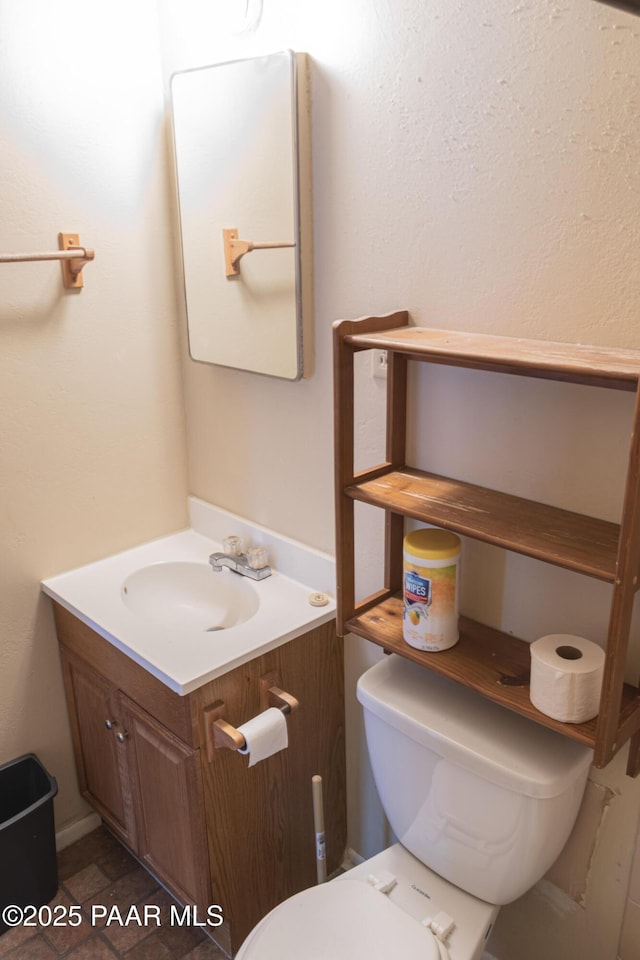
[171,51,312,380]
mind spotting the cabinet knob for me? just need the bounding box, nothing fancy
[115,731,129,743]
[104,719,118,730]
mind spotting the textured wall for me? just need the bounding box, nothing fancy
[0,1,188,829]
[160,0,640,549]
[158,2,640,958]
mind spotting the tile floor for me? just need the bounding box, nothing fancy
[0,827,226,960]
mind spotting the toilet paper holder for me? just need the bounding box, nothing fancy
[204,681,299,760]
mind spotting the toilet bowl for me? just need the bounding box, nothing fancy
[236,655,592,960]
[236,843,498,959]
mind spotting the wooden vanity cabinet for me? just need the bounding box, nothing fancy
[61,653,138,849]
[54,601,346,956]
[60,648,210,908]
[121,695,211,907]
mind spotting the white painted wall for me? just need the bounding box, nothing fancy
[0,1,188,828]
[158,2,640,958]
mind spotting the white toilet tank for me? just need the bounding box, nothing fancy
[357,655,593,905]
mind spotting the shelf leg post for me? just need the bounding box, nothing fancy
[333,321,357,634]
[626,731,640,778]
[384,349,408,595]
[595,384,640,769]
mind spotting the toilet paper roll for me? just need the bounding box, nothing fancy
[237,707,288,767]
[530,634,605,724]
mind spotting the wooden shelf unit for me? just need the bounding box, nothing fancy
[333,311,640,776]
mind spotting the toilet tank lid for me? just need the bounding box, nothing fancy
[357,656,593,799]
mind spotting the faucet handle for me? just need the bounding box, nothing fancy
[223,534,245,557]
[247,545,269,571]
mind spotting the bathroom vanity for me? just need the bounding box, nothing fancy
[55,606,344,955]
[44,509,345,956]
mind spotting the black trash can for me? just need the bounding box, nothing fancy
[0,754,58,935]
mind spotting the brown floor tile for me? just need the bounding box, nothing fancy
[139,886,175,916]
[2,934,58,959]
[100,915,155,954]
[0,924,39,957]
[82,866,161,928]
[102,904,166,953]
[155,918,208,958]
[62,863,111,903]
[124,932,174,960]
[39,889,92,955]
[58,829,137,884]
[57,842,97,883]
[182,939,228,960]
[93,843,139,884]
[64,936,119,960]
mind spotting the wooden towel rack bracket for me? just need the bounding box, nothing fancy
[223,227,295,278]
[0,232,95,289]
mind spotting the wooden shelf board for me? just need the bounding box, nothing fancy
[346,468,620,582]
[345,326,640,390]
[347,599,640,752]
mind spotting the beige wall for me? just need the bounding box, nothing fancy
[0,1,188,828]
[3,1,640,957]
[158,2,640,958]
[159,0,640,549]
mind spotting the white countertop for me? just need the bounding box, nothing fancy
[42,500,336,696]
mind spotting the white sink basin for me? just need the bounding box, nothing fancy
[121,561,259,632]
[42,508,336,693]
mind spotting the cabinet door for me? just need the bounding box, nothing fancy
[60,651,137,848]
[121,695,211,908]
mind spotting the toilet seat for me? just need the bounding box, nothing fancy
[236,877,442,959]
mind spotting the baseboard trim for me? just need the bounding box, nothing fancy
[55,811,102,851]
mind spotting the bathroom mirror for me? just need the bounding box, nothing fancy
[171,51,312,380]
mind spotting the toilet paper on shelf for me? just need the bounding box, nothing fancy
[237,707,288,767]
[529,634,605,724]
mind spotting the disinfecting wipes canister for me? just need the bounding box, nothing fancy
[403,528,461,652]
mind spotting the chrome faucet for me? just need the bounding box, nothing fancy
[209,551,272,581]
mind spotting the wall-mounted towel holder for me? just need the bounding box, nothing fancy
[223,227,296,278]
[0,232,95,289]
[204,678,299,761]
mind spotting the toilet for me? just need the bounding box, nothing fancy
[236,654,593,960]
